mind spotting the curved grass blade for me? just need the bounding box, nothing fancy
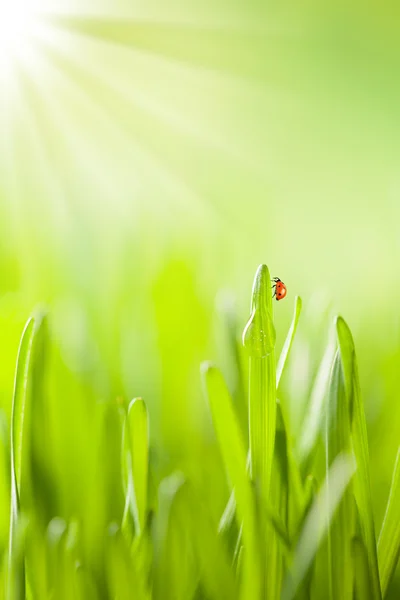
[276,295,302,388]
[336,316,382,599]
[28,314,56,525]
[298,337,336,466]
[282,453,356,600]
[7,317,36,600]
[122,398,149,538]
[10,318,36,509]
[378,448,400,597]
[325,350,353,600]
[202,363,261,600]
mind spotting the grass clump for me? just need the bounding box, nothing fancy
[2,264,400,599]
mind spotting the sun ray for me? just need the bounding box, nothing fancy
[34,30,275,238]
[32,34,247,231]
[0,3,287,250]
[44,14,300,83]
[13,27,226,245]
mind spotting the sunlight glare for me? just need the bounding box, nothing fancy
[0,0,45,79]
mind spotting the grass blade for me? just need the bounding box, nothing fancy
[106,524,137,599]
[189,485,237,600]
[7,317,36,600]
[336,316,382,599]
[282,452,356,600]
[243,264,276,502]
[10,318,36,508]
[276,296,302,388]
[325,350,353,599]
[353,535,374,600]
[202,363,261,600]
[267,402,290,599]
[298,337,336,466]
[122,398,149,538]
[154,473,198,600]
[378,448,400,597]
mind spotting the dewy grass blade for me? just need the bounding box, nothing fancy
[7,317,36,600]
[242,264,276,504]
[325,350,353,600]
[378,448,400,597]
[336,317,382,599]
[276,295,302,388]
[282,453,356,600]
[124,398,149,537]
[202,363,261,600]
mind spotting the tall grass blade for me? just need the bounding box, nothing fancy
[153,473,198,600]
[378,448,400,597]
[325,350,353,599]
[243,264,276,501]
[188,484,237,600]
[123,398,149,538]
[298,338,336,465]
[7,318,36,600]
[202,363,261,600]
[106,524,137,599]
[336,316,382,599]
[267,402,290,599]
[352,536,373,600]
[282,452,356,600]
[276,296,302,388]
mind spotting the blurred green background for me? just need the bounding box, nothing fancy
[0,0,400,590]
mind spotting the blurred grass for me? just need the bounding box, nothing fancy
[1,265,399,598]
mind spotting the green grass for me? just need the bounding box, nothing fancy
[1,264,400,599]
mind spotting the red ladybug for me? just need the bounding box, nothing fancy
[272,277,287,301]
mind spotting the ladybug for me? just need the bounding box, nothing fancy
[272,277,287,301]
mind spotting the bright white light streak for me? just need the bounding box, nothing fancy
[0,1,40,77]
[34,26,219,226]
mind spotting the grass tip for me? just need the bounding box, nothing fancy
[200,360,216,376]
[128,397,146,412]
